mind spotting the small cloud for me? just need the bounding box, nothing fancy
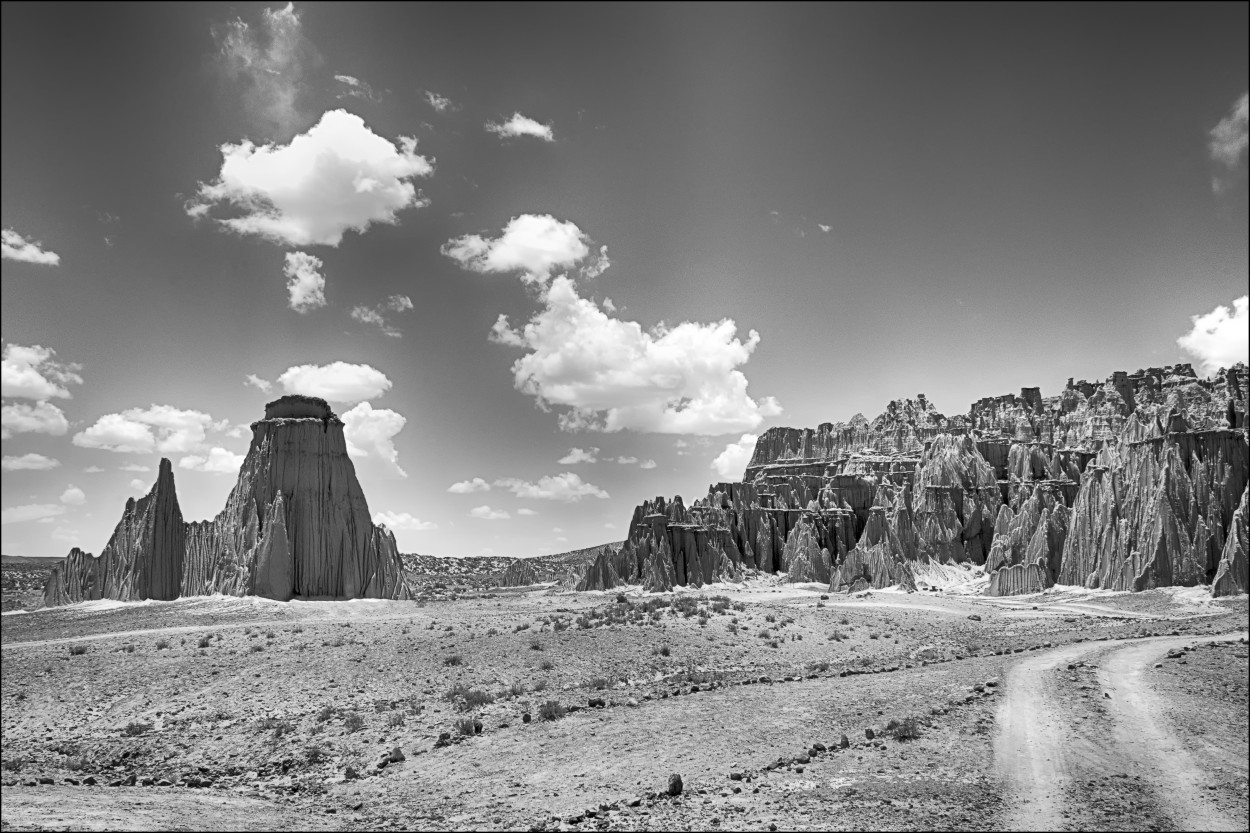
[443,214,603,287]
[818,224,832,234]
[604,522,617,529]
[119,464,151,472]
[516,508,538,516]
[558,447,599,464]
[1,503,66,525]
[277,361,391,402]
[711,433,759,480]
[615,455,637,465]
[83,465,105,473]
[2,342,83,400]
[485,112,554,142]
[179,447,246,474]
[469,504,509,520]
[284,251,327,313]
[51,525,79,542]
[1,228,61,265]
[59,485,86,506]
[373,510,436,531]
[494,472,609,502]
[424,90,454,113]
[1177,295,1249,374]
[552,526,565,533]
[74,405,214,454]
[245,373,274,394]
[639,459,656,469]
[1209,92,1249,193]
[448,477,491,494]
[129,478,147,494]
[350,294,414,337]
[2,453,60,471]
[334,73,381,102]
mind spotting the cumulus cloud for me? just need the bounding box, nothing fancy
[1209,92,1249,193]
[516,508,538,516]
[639,459,657,469]
[2,453,60,471]
[443,214,605,286]
[615,455,637,465]
[350,294,413,337]
[179,447,246,474]
[73,405,214,454]
[2,401,70,438]
[2,343,83,400]
[277,361,391,402]
[373,510,436,531]
[469,505,509,520]
[1,503,65,525]
[129,479,147,494]
[188,109,433,247]
[2,228,61,265]
[711,433,758,480]
[245,373,274,394]
[558,447,598,464]
[448,477,491,494]
[494,472,609,502]
[342,401,406,477]
[485,112,554,142]
[424,91,454,113]
[492,276,782,435]
[212,2,315,139]
[1177,295,1249,374]
[284,251,327,312]
[59,485,86,506]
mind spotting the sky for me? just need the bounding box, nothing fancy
[2,2,1247,558]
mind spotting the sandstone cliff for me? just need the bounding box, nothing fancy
[43,396,412,606]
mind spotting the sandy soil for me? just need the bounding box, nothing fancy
[2,581,1246,831]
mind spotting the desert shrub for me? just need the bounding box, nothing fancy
[839,617,850,625]
[830,629,847,642]
[509,682,527,697]
[515,622,530,633]
[444,654,463,667]
[486,627,499,636]
[454,717,477,736]
[292,624,304,634]
[553,618,570,632]
[119,644,136,654]
[387,712,405,728]
[461,689,495,710]
[888,717,922,741]
[767,639,781,649]
[529,637,543,651]
[538,700,566,721]
[343,712,365,733]
[68,644,88,656]
[1,756,27,772]
[808,660,830,673]
[533,679,549,692]
[123,721,152,737]
[64,755,89,772]
[258,717,293,738]
[315,705,334,723]
[764,613,777,623]
[155,639,170,650]
[869,633,880,640]
[588,677,608,690]
[697,614,710,627]
[197,636,211,649]
[656,644,671,657]
[304,744,326,764]
[266,631,275,640]
[540,659,555,671]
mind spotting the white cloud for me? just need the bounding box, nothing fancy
[558,447,598,464]
[51,525,79,542]
[443,214,605,286]
[494,472,609,502]
[284,251,327,312]
[2,453,60,471]
[604,522,617,530]
[277,361,391,402]
[83,465,105,474]
[552,526,565,533]
[129,478,147,494]
[212,2,313,138]
[342,401,406,477]
[516,508,538,516]
[818,224,832,234]
[1,503,65,525]
[469,505,509,520]
[59,485,86,506]
[492,275,782,435]
[373,510,437,531]
[639,459,656,469]
[73,405,214,454]
[334,73,381,102]
[448,477,491,494]
[351,294,413,337]
[179,447,246,474]
[188,109,433,247]
[2,229,61,265]
[245,373,274,394]
[616,455,637,465]
[485,112,554,142]
[424,91,454,113]
[1177,295,1249,374]
[711,433,758,480]
[2,343,83,400]
[119,464,151,472]
[2,401,69,438]
[1209,92,1249,193]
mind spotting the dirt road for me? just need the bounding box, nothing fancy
[995,632,1248,832]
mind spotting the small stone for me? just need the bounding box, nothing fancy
[839,734,850,749]
[865,728,875,740]
[83,776,97,786]
[967,614,982,621]
[522,713,532,723]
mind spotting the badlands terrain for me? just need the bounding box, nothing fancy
[2,575,1247,832]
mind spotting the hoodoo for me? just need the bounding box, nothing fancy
[579,363,1248,598]
[43,395,412,605]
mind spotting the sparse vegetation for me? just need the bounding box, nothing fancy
[387,711,406,728]
[155,638,171,650]
[444,654,463,666]
[887,716,923,741]
[540,659,555,671]
[68,644,88,656]
[343,712,365,733]
[538,700,566,721]
[122,721,152,737]
[197,635,211,648]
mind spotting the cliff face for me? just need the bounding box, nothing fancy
[43,396,412,606]
[580,362,1248,598]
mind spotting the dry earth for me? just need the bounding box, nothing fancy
[2,579,1246,832]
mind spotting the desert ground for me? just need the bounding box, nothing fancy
[2,572,1247,832]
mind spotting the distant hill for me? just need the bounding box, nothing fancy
[399,542,622,591]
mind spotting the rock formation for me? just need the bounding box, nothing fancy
[497,558,539,587]
[43,396,412,606]
[578,363,1248,598]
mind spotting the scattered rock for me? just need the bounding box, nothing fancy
[667,774,683,796]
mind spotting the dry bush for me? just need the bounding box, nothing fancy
[538,700,566,721]
[122,721,152,737]
[444,654,463,667]
[68,644,88,656]
[343,712,365,733]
